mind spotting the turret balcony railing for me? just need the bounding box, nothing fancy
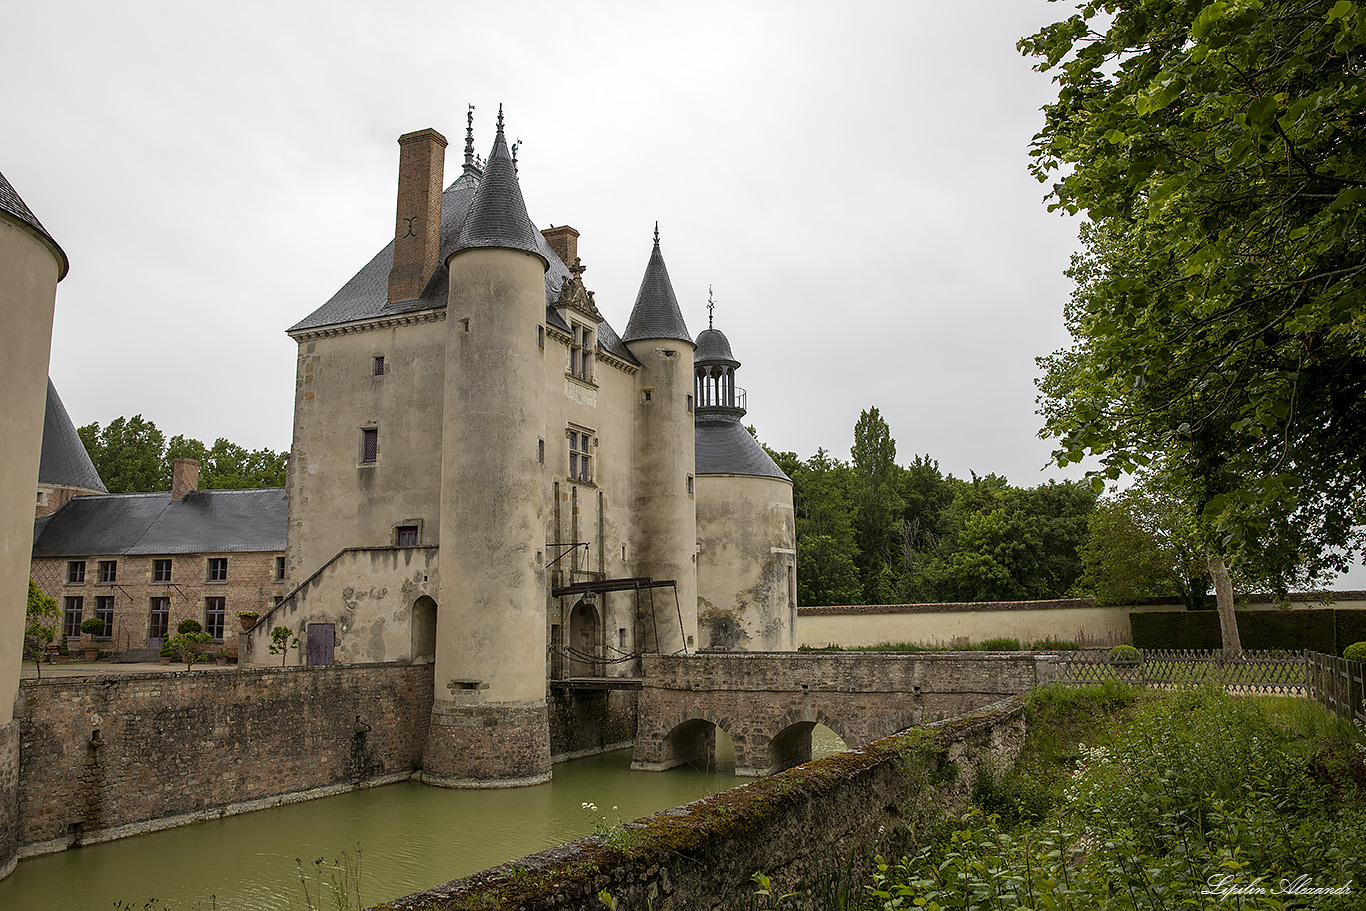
[695,386,746,412]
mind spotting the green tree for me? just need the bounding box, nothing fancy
[1023,0,1366,654]
[1078,472,1212,609]
[78,416,287,493]
[78,415,167,493]
[24,579,58,679]
[851,407,905,603]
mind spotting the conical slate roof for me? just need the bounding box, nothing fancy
[695,415,790,481]
[0,169,69,279]
[623,227,692,344]
[694,327,737,364]
[39,378,106,493]
[452,109,547,268]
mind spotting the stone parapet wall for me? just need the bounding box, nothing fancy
[15,663,432,854]
[634,652,1042,776]
[378,697,1027,911]
[0,722,18,880]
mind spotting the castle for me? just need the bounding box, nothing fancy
[251,108,796,785]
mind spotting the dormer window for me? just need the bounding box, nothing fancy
[569,324,593,382]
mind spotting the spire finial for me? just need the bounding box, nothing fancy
[707,285,715,329]
[464,104,476,169]
[512,138,521,173]
[496,103,505,135]
[653,221,660,249]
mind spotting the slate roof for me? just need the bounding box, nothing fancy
[31,488,288,557]
[452,116,546,265]
[622,230,692,345]
[695,414,790,481]
[695,327,736,364]
[39,378,106,493]
[0,168,69,279]
[287,126,638,365]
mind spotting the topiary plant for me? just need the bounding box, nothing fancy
[1110,644,1141,665]
[1344,642,1366,663]
[80,617,105,637]
[177,618,203,635]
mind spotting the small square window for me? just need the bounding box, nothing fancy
[208,557,228,582]
[98,560,117,584]
[153,559,172,583]
[686,394,694,413]
[373,355,386,376]
[396,525,419,546]
[537,325,544,349]
[275,556,286,581]
[687,474,695,496]
[361,427,379,464]
[67,561,85,584]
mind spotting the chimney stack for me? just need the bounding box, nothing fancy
[541,225,579,270]
[172,458,200,501]
[388,128,448,304]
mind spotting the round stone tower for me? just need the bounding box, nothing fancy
[622,227,698,654]
[425,109,553,786]
[0,168,67,880]
[693,315,797,651]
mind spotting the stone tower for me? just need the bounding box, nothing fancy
[0,169,67,880]
[693,317,797,651]
[623,228,697,654]
[424,109,553,786]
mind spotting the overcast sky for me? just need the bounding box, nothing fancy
[5,0,1087,485]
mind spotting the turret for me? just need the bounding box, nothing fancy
[622,226,697,654]
[425,107,553,787]
[693,304,797,651]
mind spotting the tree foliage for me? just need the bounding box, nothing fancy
[759,411,1097,606]
[78,415,286,493]
[1024,0,1366,591]
[24,579,58,679]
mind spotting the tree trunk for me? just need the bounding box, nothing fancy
[1207,553,1242,660]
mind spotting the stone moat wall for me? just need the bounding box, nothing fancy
[378,697,1028,911]
[14,663,433,855]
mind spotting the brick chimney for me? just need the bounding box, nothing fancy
[172,458,200,501]
[542,225,579,269]
[387,128,448,304]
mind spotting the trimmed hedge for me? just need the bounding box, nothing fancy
[1131,608,1366,652]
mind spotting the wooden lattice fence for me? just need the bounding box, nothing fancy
[1052,648,1308,695]
[1306,652,1366,725]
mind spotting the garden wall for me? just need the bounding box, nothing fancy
[377,697,1027,911]
[1131,607,1366,652]
[14,663,433,855]
[798,592,1366,650]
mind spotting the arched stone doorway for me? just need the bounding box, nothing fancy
[567,597,602,677]
[411,595,437,663]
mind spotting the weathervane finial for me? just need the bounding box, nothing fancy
[653,221,660,248]
[707,285,715,329]
[464,104,476,168]
[496,103,505,135]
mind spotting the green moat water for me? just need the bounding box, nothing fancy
[1,729,846,911]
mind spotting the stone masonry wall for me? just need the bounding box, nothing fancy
[15,663,432,854]
[0,722,18,880]
[378,697,1027,911]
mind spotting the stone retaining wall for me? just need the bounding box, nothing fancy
[15,663,432,854]
[377,697,1027,911]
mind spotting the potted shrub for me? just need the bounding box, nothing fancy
[159,643,174,665]
[80,617,105,660]
[58,635,69,662]
[236,610,260,631]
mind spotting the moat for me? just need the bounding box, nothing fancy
[0,729,846,911]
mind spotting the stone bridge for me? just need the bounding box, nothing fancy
[632,652,1054,776]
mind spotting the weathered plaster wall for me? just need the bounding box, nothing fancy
[245,546,438,666]
[797,595,1366,649]
[14,663,432,856]
[799,600,1173,649]
[696,474,796,651]
[378,697,1026,911]
[286,318,447,581]
[633,653,1043,776]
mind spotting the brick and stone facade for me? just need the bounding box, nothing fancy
[14,664,431,854]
